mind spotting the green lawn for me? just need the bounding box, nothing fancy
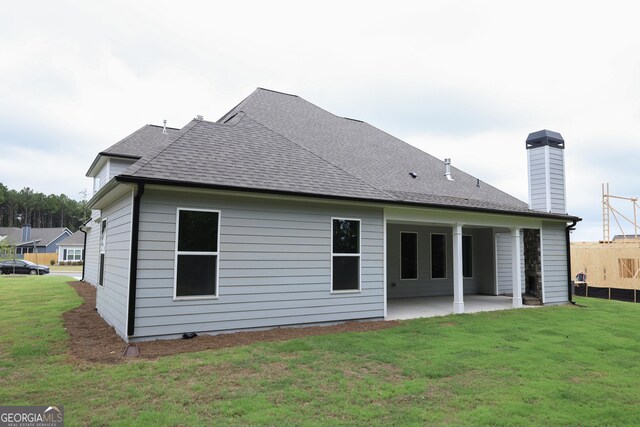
[1,276,640,426]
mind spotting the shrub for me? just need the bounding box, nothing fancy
[50,259,56,265]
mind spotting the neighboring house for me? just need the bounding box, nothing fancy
[57,231,85,262]
[0,226,71,255]
[83,88,580,342]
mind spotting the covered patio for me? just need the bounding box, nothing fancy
[384,205,547,318]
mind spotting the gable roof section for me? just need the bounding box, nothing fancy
[109,88,578,220]
[219,88,528,211]
[126,114,393,201]
[57,230,85,247]
[87,124,182,176]
[0,227,71,247]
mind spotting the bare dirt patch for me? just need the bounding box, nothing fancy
[64,281,400,364]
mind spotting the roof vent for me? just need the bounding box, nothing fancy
[162,119,167,134]
[409,172,418,179]
[444,158,454,181]
[196,115,204,121]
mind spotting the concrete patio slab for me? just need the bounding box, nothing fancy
[387,295,522,320]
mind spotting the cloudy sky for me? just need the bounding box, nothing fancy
[2,1,639,241]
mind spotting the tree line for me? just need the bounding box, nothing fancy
[0,183,90,232]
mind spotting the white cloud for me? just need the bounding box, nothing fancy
[1,0,639,241]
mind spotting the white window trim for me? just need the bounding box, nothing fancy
[173,207,221,301]
[430,233,447,280]
[400,231,418,280]
[65,248,83,261]
[462,234,473,279]
[330,217,362,294]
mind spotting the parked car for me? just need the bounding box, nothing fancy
[0,260,50,275]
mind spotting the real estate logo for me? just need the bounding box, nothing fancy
[0,406,64,427]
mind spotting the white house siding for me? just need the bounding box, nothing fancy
[386,224,495,298]
[95,191,133,338]
[57,245,83,262]
[495,232,525,295]
[95,164,109,193]
[133,188,384,340]
[109,158,135,180]
[541,221,568,304]
[83,210,101,286]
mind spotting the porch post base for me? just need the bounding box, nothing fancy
[453,301,465,314]
[512,296,523,309]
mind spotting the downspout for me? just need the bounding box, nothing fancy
[80,227,87,282]
[127,182,145,337]
[566,220,578,304]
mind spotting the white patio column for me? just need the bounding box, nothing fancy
[511,227,523,308]
[452,223,464,314]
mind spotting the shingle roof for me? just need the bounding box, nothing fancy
[102,124,181,159]
[0,228,22,245]
[131,114,393,201]
[0,227,70,246]
[57,230,85,246]
[111,88,577,219]
[87,124,183,176]
[218,88,528,210]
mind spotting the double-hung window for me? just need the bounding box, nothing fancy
[400,232,418,279]
[175,209,220,299]
[331,218,360,292]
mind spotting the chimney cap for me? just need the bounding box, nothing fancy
[526,129,564,149]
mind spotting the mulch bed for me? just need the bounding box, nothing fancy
[64,281,400,364]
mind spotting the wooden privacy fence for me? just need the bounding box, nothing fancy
[24,253,58,266]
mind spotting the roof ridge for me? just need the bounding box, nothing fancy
[217,88,261,123]
[238,113,398,201]
[256,87,299,97]
[147,124,181,131]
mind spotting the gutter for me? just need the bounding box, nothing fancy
[80,228,87,282]
[127,182,145,337]
[115,175,581,223]
[566,219,580,304]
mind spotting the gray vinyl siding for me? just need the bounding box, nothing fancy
[541,221,568,304]
[95,191,133,339]
[548,148,566,214]
[83,210,101,286]
[109,158,136,180]
[528,147,566,214]
[495,232,525,295]
[387,224,495,298]
[528,148,547,211]
[133,189,384,340]
[45,232,71,253]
